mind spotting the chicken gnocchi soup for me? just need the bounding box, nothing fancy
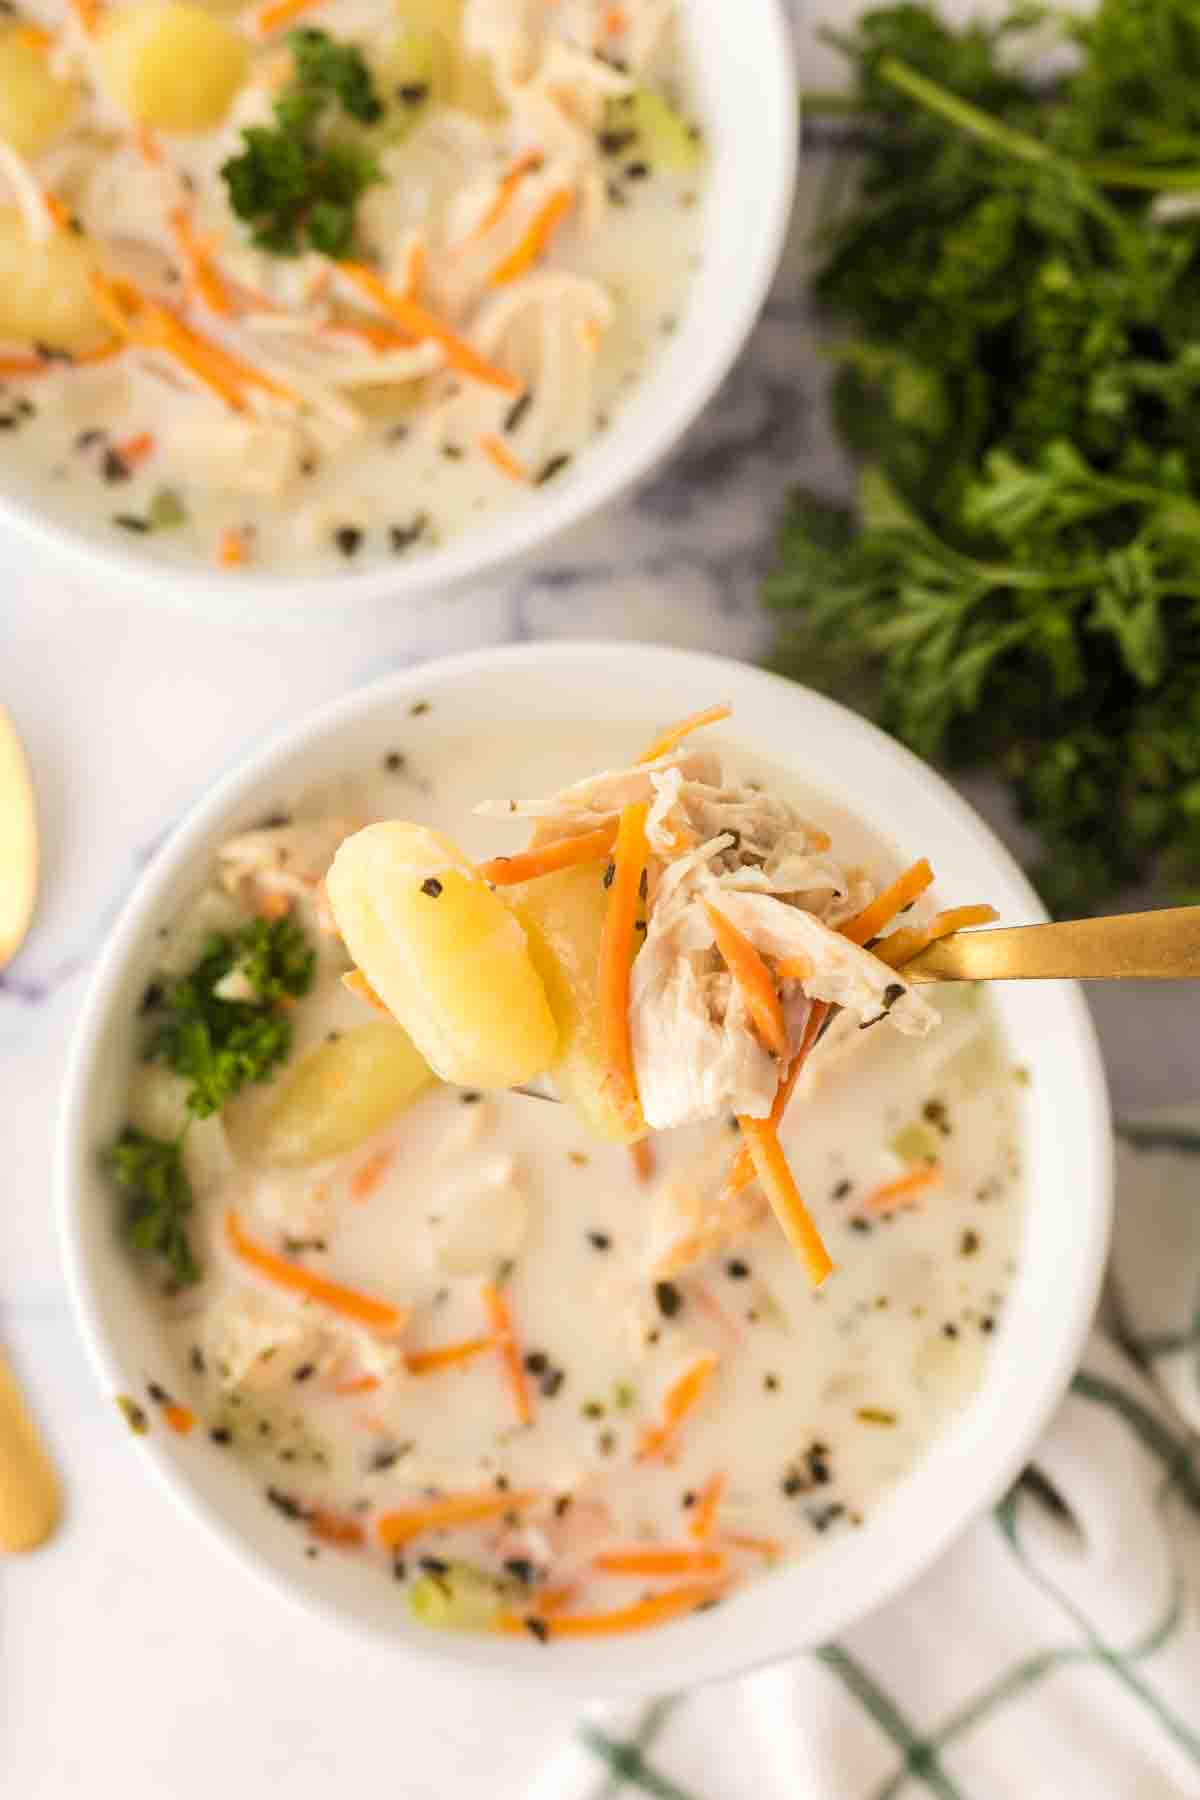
[0,0,704,569]
[107,709,1024,1641]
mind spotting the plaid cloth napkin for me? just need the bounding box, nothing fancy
[529,1112,1200,1800]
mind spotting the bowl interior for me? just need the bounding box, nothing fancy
[0,0,796,612]
[58,644,1112,1697]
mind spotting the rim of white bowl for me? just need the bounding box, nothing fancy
[57,643,1113,1697]
[0,0,797,616]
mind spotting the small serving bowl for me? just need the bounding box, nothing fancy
[0,0,796,615]
[57,643,1111,1697]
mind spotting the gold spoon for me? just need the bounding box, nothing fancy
[902,905,1200,983]
[0,705,60,1552]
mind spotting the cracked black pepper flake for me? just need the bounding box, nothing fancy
[810,1502,845,1533]
[540,1367,565,1398]
[504,1557,536,1585]
[190,1345,206,1375]
[536,452,571,485]
[266,1486,306,1521]
[882,983,905,1011]
[960,1229,981,1257]
[598,127,636,156]
[624,160,650,179]
[554,1494,572,1517]
[117,1395,149,1434]
[146,1381,170,1405]
[587,1230,611,1251]
[389,514,427,552]
[441,443,464,460]
[334,526,363,557]
[602,862,615,889]
[726,1258,750,1280]
[832,1178,852,1200]
[943,1322,960,1339]
[392,1555,407,1582]
[397,80,429,104]
[524,1616,550,1642]
[764,1373,780,1391]
[581,1400,605,1420]
[981,1315,996,1334]
[654,1279,683,1319]
[113,513,149,532]
[849,1216,872,1234]
[524,1351,548,1376]
[419,1555,449,1576]
[102,446,130,483]
[210,1426,232,1445]
[421,877,443,898]
[460,1090,482,1104]
[504,390,532,434]
[293,1362,316,1383]
[384,750,405,772]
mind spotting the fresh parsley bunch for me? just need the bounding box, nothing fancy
[766,0,1200,912]
[110,915,316,1285]
[221,29,382,258]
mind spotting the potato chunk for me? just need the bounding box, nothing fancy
[0,210,104,352]
[326,822,557,1090]
[227,1021,433,1167]
[97,2,248,132]
[509,864,645,1144]
[0,27,79,156]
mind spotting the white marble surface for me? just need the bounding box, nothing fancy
[2,16,1196,1798]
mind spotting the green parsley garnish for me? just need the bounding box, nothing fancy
[221,29,382,258]
[765,0,1200,913]
[148,918,316,1118]
[108,1128,198,1288]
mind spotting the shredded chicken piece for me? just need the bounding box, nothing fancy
[217,815,358,903]
[645,1129,768,1278]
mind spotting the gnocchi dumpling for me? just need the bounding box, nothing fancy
[326,821,558,1090]
[0,26,80,157]
[97,2,248,133]
[508,864,645,1144]
[0,210,105,352]
[226,1020,434,1168]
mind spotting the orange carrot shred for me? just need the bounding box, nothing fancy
[478,821,618,886]
[378,1489,540,1549]
[736,1117,832,1288]
[840,859,935,948]
[333,1374,380,1397]
[725,1000,830,1198]
[688,1472,727,1540]
[482,1280,533,1427]
[43,193,72,231]
[479,432,530,482]
[530,1583,577,1617]
[338,262,522,392]
[593,1545,725,1578]
[639,702,732,764]
[406,1336,494,1376]
[864,1162,943,1215]
[598,800,649,1138]
[873,905,999,970]
[341,968,392,1014]
[0,354,49,377]
[163,1402,194,1436]
[350,1149,393,1201]
[489,187,575,286]
[723,1532,784,1560]
[308,1508,365,1547]
[217,527,248,568]
[225,1209,407,1334]
[170,209,231,316]
[636,1354,719,1462]
[456,151,544,248]
[254,0,320,33]
[630,1136,655,1183]
[115,431,155,468]
[602,5,628,33]
[15,22,53,49]
[705,901,789,1061]
[496,1581,726,1639]
[67,0,101,34]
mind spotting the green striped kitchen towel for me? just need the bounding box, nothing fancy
[529,1111,1200,1800]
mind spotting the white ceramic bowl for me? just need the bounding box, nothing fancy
[58,643,1112,1698]
[0,0,796,614]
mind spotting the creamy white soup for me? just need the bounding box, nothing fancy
[0,0,703,570]
[108,719,1023,1641]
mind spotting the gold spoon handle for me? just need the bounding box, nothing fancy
[904,905,1200,983]
[0,1347,60,1551]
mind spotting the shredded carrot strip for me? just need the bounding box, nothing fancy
[598,800,649,1138]
[457,151,543,247]
[530,1583,577,1617]
[808,827,832,852]
[840,859,935,948]
[338,262,522,392]
[705,901,789,1061]
[342,968,392,1014]
[725,1000,830,1197]
[497,1581,726,1638]
[308,1508,365,1547]
[593,1545,726,1578]
[170,209,231,316]
[378,1489,539,1549]
[217,527,249,568]
[479,821,617,886]
[864,1161,943,1215]
[406,1336,494,1376]
[639,702,732,765]
[873,904,999,970]
[350,1149,393,1201]
[404,237,425,298]
[0,354,49,376]
[320,321,415,352]
[67,0,100,33]
[630,1136,655,1183]
[254,0,320,33]
[333,1374,380,1397]
[688,1472,727,1540]
[479,432,530,482]
[778,949,812,984]
[163,1402,194,1436]
[489,187,574,286]
[602,5,628,33]
[723,1532,784,1559]
[636,1354,719,1462]
[115,431,155,468]
[736,1117,832,1288]
[15,22,53,49]
[225,1209,407,1334]
[43,192,72,231]
[482,1280,533,1427]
